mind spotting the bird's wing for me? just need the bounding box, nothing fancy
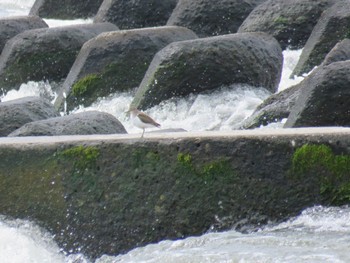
[138,112,161,127]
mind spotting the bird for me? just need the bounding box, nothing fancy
[127,107,160,138]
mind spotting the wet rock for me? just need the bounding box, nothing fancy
[0,96,59,136]
[0,23,118,93]
[132,32,283,110]
[240,84,301,129]
[285,60,350,127]
[167,0,266,37]
[8,111,127,136]
[54,26,197,111]
[1,128,349,259]
[242,38,350,130]
[322,38,350,66]
[238,0,336,50]
[0,16,48,54]
[29,0,103,19]
[292,1,350,77]
[94,0,178,29]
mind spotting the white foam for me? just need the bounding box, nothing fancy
[1,81,56,103]
[0,218,64,263]
[72,85,271,134]
[97,206,350,263]
[44,18,93,28]
[278,49,305,92]
[0,0,35,17]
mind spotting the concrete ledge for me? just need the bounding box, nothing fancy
[0,127,350,259]
[1,127,350,145]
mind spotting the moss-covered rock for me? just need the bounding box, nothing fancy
[55,26,197,111]
[132,32,282,110]
[0,23,118,92]
[1,129,350,259]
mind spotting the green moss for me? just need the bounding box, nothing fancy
[72,74,102,97]
[274,16,289,25]
[176,152,234,181]
[60,145,99,170]
[292,144,333,175]
[202,160,231,180]
[292,144,350,204]
[177,153,193,169]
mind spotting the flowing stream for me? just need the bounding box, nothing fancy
[1,2,346,263]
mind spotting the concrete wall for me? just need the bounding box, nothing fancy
[1,128,350,259]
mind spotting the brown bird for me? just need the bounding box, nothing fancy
[127,107,160,138]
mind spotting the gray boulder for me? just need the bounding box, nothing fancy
[241,84,301,129]
[285,60,350,128]
[132,32,283,110]
[322,38,350,66]
[238,0,336,50]
[8,111,127,136]
[0,16,48,53]
[0,96,59,136]
[54,26,197,111]
[292,1,350,76]
[30,0,103,19]
[0,23,118,93]
[167,0,266,38]
[94,0,178,29]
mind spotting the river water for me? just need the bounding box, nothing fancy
[1,2,347,263]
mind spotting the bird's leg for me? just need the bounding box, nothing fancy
[141,128,145,138]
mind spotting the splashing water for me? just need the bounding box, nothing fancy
[1,206,350,263]
[1,81,56,103]
[96,206,350,263]
[278,49,304,92]
[0,0,35,17]
[0,217,65,263]
[73,85,271,134]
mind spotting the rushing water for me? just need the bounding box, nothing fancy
[1,2,348,263]
[1,206,350,263]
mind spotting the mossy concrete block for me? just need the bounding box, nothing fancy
[167,0,266,38]
[285,60,350,128]
[0,128,349,259]
[0,23,118,92]
[321,38,350,66]
[30,0,104,19]
[238,0,336,50]
[0,16,48,53]
[94,0,177,29]
[54,26,197,111]
[132,32,283,110]
[292,1,350,77]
